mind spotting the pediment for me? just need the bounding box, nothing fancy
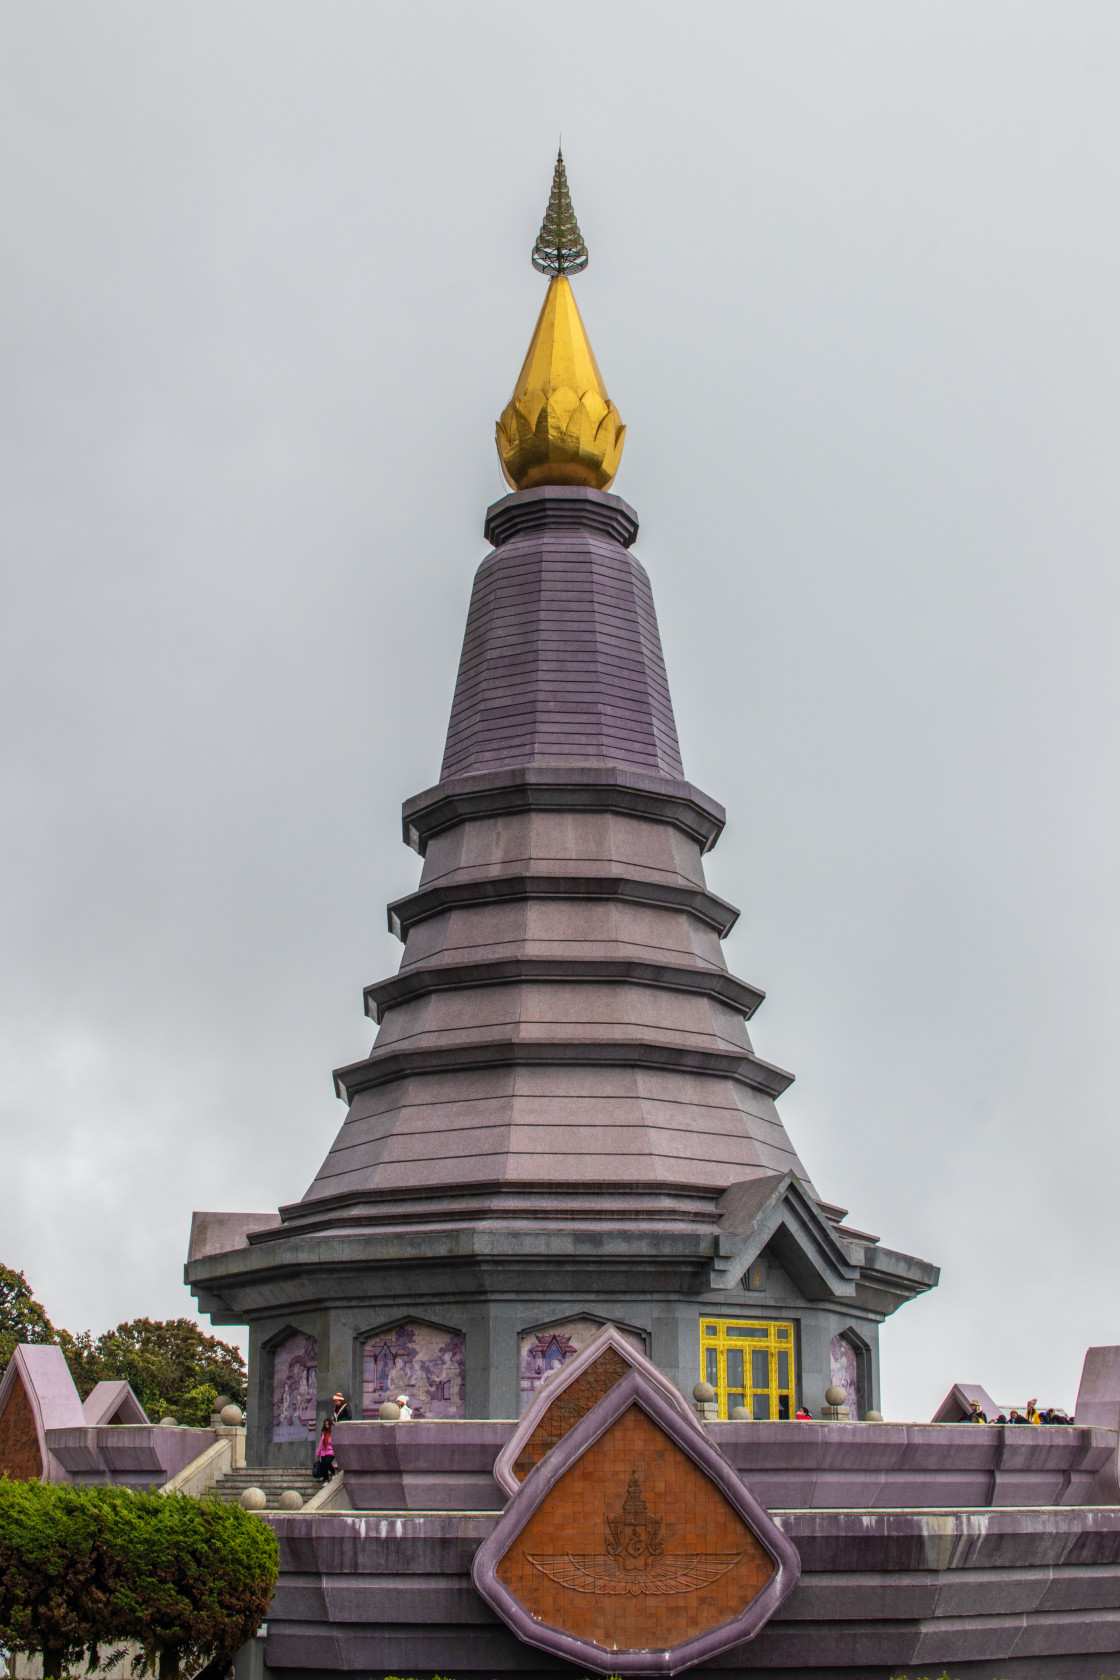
[0,1345,84,1482]
[711,1172,859,1300]
[81,1380,148,1426]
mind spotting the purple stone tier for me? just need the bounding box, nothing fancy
[440,488,682,781]
[260,1497,1120,1677]
[276,489,817,1234]
[328,1417,1119,1514]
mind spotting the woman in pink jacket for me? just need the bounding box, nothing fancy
[313,1419,335,1480]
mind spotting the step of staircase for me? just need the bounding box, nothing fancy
[209,1466,324,1508]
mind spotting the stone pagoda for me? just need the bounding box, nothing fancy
[187,152,937,1468]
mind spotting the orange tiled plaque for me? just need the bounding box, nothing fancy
[0,1375,43,1481]
[499,1403,774,1652]
[513,1346,631,1481]
[476,1365,800,1674]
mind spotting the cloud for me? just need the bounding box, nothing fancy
[2,0,1119,1417]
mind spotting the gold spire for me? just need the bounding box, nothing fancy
[496,152,625,493]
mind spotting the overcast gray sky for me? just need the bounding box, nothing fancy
[2,2,1118,1420]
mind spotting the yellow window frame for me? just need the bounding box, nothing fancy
[700,1317,796,1421]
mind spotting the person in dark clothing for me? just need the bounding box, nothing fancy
[332,1392,352,1423]
[967,1399,987,1423]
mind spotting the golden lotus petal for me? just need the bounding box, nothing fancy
[495,276,625,492]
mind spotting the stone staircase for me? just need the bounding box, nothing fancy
[209,1466,323,1509]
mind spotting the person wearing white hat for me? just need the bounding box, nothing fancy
[395,1394,413,1420]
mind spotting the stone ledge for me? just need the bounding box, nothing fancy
[363,956,765,1023]
[332,1036,795,1104]
[402,765,726,855]
[387,872,741,940]
[483,485,640,550]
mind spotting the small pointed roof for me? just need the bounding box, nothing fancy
[532,149,588,277]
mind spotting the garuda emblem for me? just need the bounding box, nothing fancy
[527,1472,744,1597]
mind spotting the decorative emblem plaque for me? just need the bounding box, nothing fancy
[493,1321,697,1495]
[474,1367,800,1675]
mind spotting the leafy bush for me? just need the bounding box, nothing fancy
[108,1491,277,1678]
[0,1480,278,1679]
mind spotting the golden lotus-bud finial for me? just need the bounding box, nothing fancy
[496,150,625,492]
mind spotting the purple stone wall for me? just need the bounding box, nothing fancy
[330,1417,1117,1513]
[45,1425,218,1488]
[259,1504,1120,1677]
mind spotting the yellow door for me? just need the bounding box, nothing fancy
[700,1318,796,1420]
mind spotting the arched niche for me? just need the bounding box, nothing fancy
[269,1328,318,1443]
[358,1318,465,1420]
[829,1326,871,1419]
[518,1314,646,1413]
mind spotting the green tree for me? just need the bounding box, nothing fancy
[0,1478,126,1676]
[63,1320,246,1419]
[0,1480,278,1680]
[0,1265,245,1423]
[0,1266,59,1375]
[175,1384,219,1429]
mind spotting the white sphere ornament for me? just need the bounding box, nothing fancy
[239,1487,267,1511]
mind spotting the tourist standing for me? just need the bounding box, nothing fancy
[396,1393,414,1420]
[313,1420,335,1480]
[332,1391,352,1423]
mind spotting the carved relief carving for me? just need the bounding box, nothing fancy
[527,1470,747,1597]
[272,1333,318,1443]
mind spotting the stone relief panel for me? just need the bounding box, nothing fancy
[362,1322,466,1419]
[829,1334,859,1418]
[519,1317,645,1413]
[272,1332,318,1442]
